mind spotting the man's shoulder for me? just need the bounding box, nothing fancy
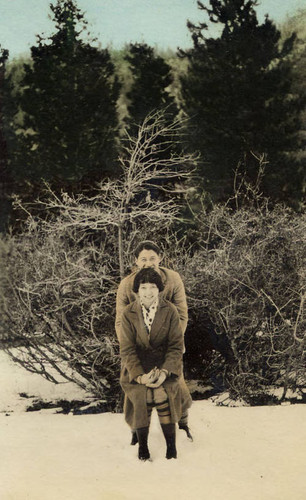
[162,298,177,310]
[119,267,182,288]
[160,267,182,282]
[160,298,180,316]
[119,270,137,286]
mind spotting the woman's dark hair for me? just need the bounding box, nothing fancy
[134,240,161,258]
[133,268,164,293]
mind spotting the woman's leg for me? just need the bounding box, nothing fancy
[136,426,150,460]
[161,423,177,459]
[153,387,177,459]
[131,391,154,446]
[135,389,154,461]
[131,406,153,445]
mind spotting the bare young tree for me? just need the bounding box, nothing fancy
[19,110,196,278]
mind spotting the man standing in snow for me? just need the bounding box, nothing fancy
[115,240,188,340]
[115,240,192,443]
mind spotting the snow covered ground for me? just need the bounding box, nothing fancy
[1,350,305,500]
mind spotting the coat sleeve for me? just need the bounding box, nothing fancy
[115,278,129,340]
[161,306,184,377]
[119,310,145,382]
[172,272,188,334]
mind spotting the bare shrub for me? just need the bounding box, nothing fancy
[0,225,121,407]
[0,110,196,408]
[183,203,305,404]
[1,125,304,406]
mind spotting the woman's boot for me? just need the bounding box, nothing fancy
[161,423,177,459]
[136,427,150,461]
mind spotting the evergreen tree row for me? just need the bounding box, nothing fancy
[0,0,305,231]
[180,0,305,204]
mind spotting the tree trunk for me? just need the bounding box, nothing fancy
[118,224,124,279]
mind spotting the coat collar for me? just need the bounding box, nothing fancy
[129,296,169,348]
[129,295,168,313]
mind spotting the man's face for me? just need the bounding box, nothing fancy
[135,249,161,270]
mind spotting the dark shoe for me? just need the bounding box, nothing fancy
[139,449,151,461]
[179,423,193,442]
[130,431,138,446]
[136,427,150,461]
[161,423,177,460]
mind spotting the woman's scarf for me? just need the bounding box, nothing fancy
[140,298,158,334]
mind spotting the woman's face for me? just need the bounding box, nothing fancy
[138,282,159,308]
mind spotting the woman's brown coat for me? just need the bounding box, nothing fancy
[119,298,192,429]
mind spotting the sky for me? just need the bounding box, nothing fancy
[0,0,306,60]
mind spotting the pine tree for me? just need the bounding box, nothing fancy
[281,9,306,200]
[0,46,10,231]
[13,0,120,185]
[125,43,177,127]
[124,44,181,198]
[180,0,304,204]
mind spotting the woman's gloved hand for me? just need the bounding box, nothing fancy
[136,367,159,385]
[146,369,168,388]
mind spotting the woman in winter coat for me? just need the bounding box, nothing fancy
[119,267,192,461]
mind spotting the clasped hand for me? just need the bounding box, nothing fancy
[138,367,167,388]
